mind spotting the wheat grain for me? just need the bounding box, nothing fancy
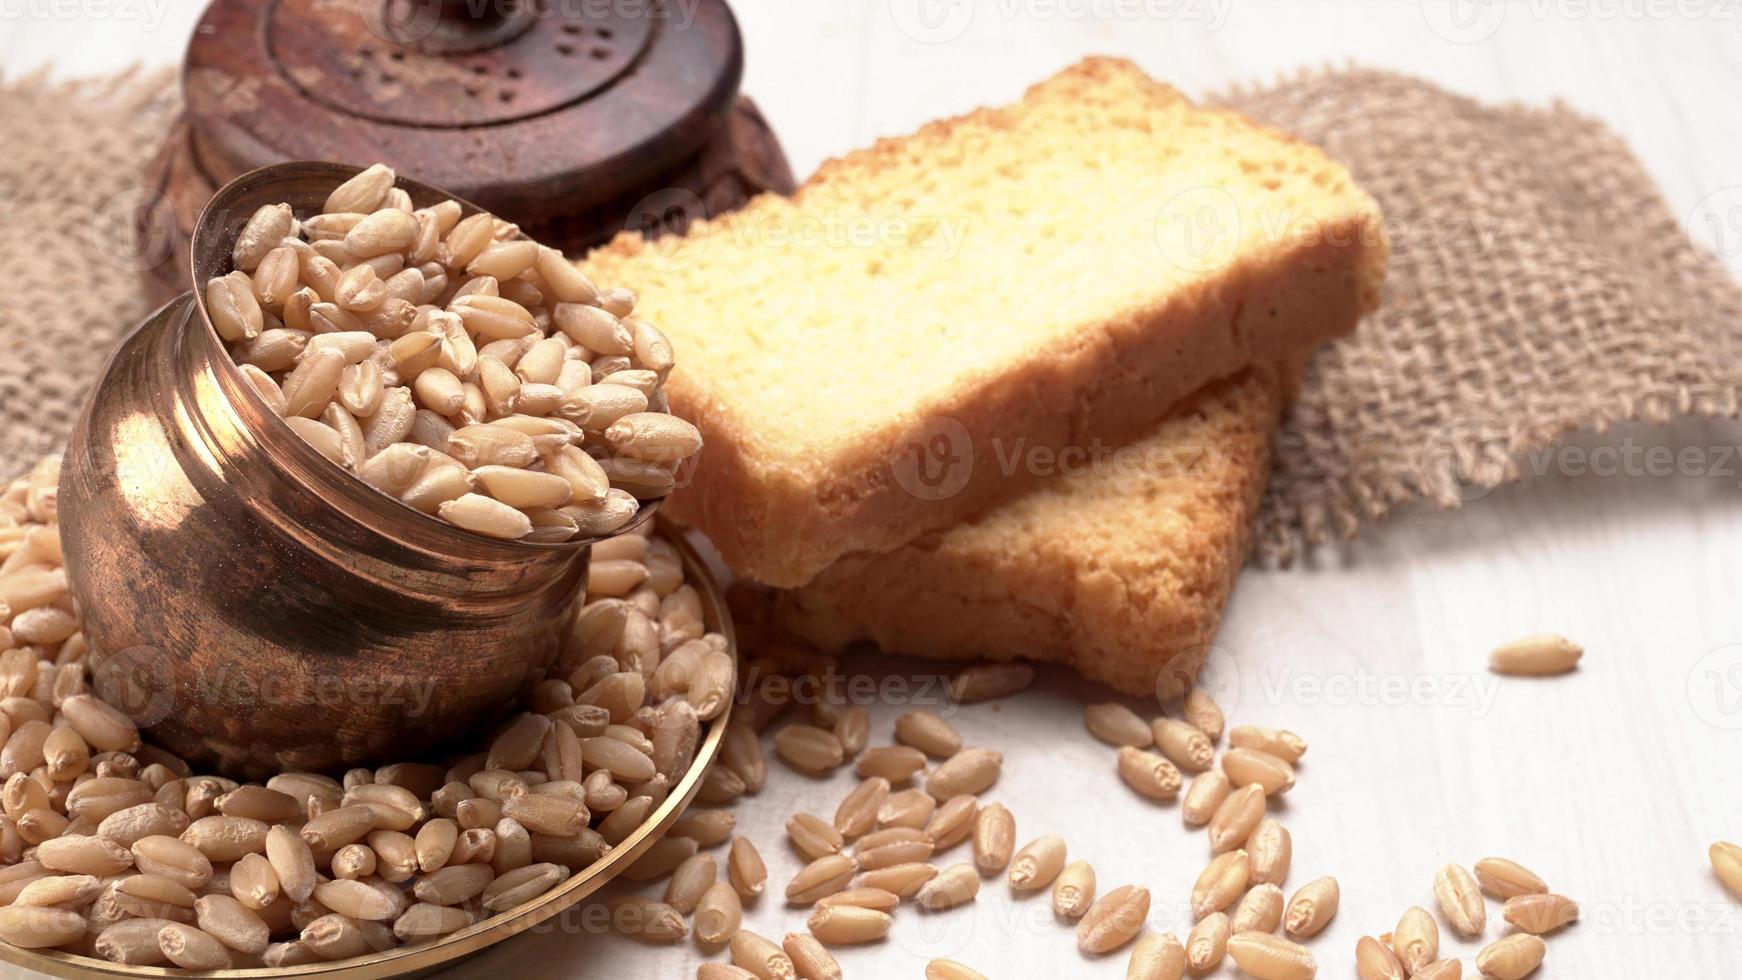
[1182,770,1231,828]
[1127,931,1187,980]
[949,663,1034,703]
[1117,746,1183,801]
[1713,842,1742,899]
[786,812,844,861]
[1053,859,1096,918]
[1221,748,1295,796]
[784,930,844,979]
[972,802,1015,874]
[915,863,981,911]
[1191,850,1250,919]
[855,746,927,783]
[694,879,744,946]
[1181,688,1225,741]
[926,960,988,980]
[834,777,890,840]
[1501,893,1579,935]
[923,794,978,850]
[852,827,933,870]
[1225,931,1315,980]
[158,923,233,970]
[850,861,938,899]
[670,810,736,848]
[1077,883,1151,954]
[1355,936,1406,980]
[1433,863,1486,938]
[1207,783,1266,853]
[1489,634,1583,675]
[1283,877,1338,938]
[815,887,900,913]
[1392,906,1439,974]
[1153,718,1215,772]
[730,929,797,980]
[1185,911,1230,974]
[1472,857,1548,899]
[728,837,768,899]
[665,853,718,914]
[1085,703,1155,748]
[774,726,846,776]
[894,711,962,759]
[926,748,1002,799]
[217,168,700,540]
[609,896,687,944]
[1247,819,1292,886]
[1008,834,1067,892]
[805,905,892,945]
[786,854,858,906]
[1226,726,1305,763]
[1232,883,1285,934]
[1475,934,1546,979]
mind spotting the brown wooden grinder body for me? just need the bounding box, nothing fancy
[144,0,796,303]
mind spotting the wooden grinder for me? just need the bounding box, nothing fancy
[144,0,795,303]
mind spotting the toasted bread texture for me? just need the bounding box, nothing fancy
[582,57,1384,587]
[778,364,1293,698]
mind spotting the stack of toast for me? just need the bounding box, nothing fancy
[581,57,1386,696]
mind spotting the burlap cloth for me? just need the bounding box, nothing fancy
[2,67,1738,563]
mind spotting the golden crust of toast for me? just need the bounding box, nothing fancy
[779,364,1293,698]
[583,57,1384,587]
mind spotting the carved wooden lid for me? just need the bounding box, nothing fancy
[182,0,744,220]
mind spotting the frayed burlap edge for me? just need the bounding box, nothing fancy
[1216,69,1742,564]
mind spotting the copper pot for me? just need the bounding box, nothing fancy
[56,164,655,778]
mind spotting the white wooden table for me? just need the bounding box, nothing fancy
[5,3,1742,977]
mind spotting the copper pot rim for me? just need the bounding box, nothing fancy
[186,161,665,557]
[0,524,733,979]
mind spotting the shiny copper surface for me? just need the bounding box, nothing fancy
[0,525,733,980]
[56,162,661,777]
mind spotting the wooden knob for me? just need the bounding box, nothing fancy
[376,0,531,50]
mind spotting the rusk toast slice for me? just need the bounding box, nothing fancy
[583,57,1384,587]
[778,363,1294,698]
